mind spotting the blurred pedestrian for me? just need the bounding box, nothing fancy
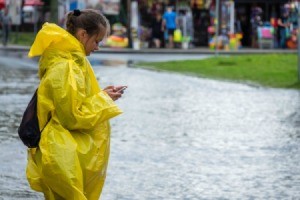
[163,6,177,48]
[0,8,12,46]
[26,9,125,199]
[151,12,164,48]
[278,9,290,49]
[250,4,263,48]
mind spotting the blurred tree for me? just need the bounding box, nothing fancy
[42,0,58,23]
[50,0,58,23]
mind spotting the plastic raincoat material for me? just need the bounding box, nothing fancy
[26,23,122,200]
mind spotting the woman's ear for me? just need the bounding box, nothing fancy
[76,28,87,43]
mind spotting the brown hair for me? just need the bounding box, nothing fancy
[66,9,110,37]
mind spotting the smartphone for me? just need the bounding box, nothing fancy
[117,86,127,93]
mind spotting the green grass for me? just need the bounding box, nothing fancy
[136,54,300,89]
[9,32,36,46]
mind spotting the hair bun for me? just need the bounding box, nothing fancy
[73,9,81,16]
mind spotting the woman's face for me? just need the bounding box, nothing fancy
[77,27,106,56]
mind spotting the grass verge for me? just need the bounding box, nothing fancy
[136,54,299,89]
[9,32,35,46]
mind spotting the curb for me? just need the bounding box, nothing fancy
[0,45,297,55]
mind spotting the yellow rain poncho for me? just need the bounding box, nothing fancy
[26,23,122,200]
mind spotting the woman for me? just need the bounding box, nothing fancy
[151,12,164,48]
[26,9,125,199]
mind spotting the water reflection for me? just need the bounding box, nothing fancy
[0,54,300,199]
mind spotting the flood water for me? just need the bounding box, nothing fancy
[0,53,300,199]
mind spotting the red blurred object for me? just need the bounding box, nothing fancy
[0,0,5,9]
[270,18,278,28]
[24,0,44,6]
[287,30,298,49]
[207,26,215,34]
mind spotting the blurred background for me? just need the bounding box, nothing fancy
[0,0,298,50]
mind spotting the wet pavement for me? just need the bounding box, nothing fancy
[0,53,300,199]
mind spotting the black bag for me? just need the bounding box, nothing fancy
[18,89,41,148]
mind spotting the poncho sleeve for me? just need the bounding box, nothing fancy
[40,59,122,131]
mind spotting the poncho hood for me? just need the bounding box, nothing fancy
[28,23,85,58]
[29,23,87,79]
